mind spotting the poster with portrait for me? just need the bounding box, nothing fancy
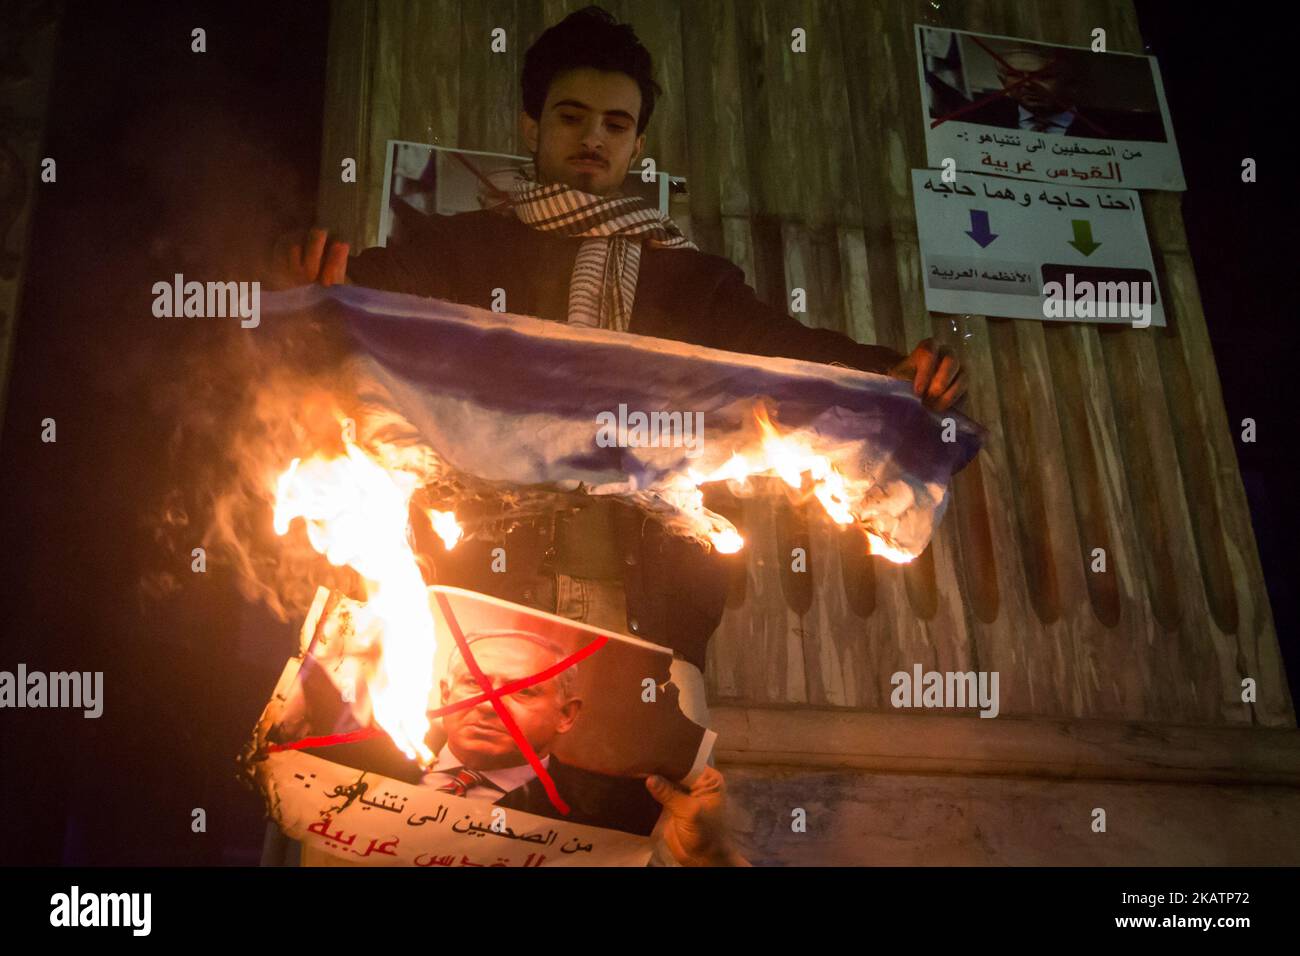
[247,585,714,867]
[377,142,688,248]
[915,24,1185,191]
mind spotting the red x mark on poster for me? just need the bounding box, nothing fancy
[266,592,608,816]
[930,34,1109,138]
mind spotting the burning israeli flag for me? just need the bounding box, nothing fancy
[262,284,982,562]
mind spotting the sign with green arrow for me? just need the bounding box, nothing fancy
[1069,220,1101,256]
[913,169,1165,326]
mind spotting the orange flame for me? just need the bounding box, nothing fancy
[269,404,911,757]
[428,509,463,550]
[864,531,916,564]
[674,406,915,562]
[273,433,462,765]
[265,395,915,770]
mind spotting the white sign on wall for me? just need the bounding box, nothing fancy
[912,168,1166,327]
[915,24,1185,192]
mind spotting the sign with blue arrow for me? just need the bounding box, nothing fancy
[912,168,1164,326]
[966,210,998,248]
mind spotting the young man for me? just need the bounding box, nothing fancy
[269,7,963,406]
[267,6,961,865]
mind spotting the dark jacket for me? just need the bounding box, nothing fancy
[954,96,1167,141]
[347,208,904,669]
[495,755,663,836]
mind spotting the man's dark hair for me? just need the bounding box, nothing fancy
[522,5,663,135]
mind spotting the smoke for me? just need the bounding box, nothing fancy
[103,76,376,623]
[145,307,371,621]
[141,299,568,625]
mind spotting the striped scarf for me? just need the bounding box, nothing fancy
[508,162,697,332]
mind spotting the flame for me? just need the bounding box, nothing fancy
[711,527,745,554]
[273,434,460,765]
[864,531,916,564]
[428,508,464,550]
[752,408,857,525]
[671,405,914,563]
[268,402,912,758]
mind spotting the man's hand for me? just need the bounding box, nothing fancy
[646,767,750,867]
[265,227,351,290]
[890,337,967,411]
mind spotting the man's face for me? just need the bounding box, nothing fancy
[996,51,1063,115]
[520,67,646,197]
[440,637,581,771]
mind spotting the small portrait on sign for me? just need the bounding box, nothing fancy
[920,26,1170,142]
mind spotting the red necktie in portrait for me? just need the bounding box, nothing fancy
[438,767,491,798]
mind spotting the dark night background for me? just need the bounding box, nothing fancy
[0,1,1295,865]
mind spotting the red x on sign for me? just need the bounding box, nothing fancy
[930,34,1109,138]
[266,591,608,816]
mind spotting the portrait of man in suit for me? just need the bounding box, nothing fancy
[922,28,1169,143]
[968,49,1164,140]
[420,629,663,835]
